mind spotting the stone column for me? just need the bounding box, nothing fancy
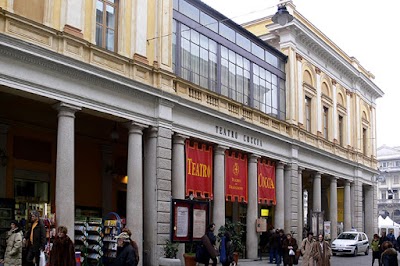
[54,102,81,240]
[0,124,9,198]
[297,167,303,241]
[126,123,145,266]
[144,127,158,266]
[172,134,187,199]
[364,185,374,239]
[313,172,322,212]
[246,155,258,259]
[214,145,227,233]
[344,181,351,231]
[284,165,292,233]
[101,145,113,214]
[274,162,285,229]
[329,177,338,239]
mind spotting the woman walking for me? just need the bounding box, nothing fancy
[3,220,22,266]
[49,226,75,266]
[282,233,298,266]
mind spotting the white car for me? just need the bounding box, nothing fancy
[331,231,369,256]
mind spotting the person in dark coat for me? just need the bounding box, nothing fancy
[24,211,46,266]
[203,223,217,266]
[49,226,75,266]
[221,232,234,266]
[112,232,138,266]
[381,241,398,266]
[269,229,282,265]
[282,233,298,266]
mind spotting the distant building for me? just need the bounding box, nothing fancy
[377,145,400,223]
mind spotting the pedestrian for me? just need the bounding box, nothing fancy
[311,234,331,266]
[220,232,234,266]
[269,229,280,264]
[282,233,298,266]
[3,220,22,266]
[387,230,396,246]
[112,232,138,266]
[371,234,380,266]
[23,211,46,266]
[201,223,218,266]
[49,226,75,266]
[300,232,315,266]
[381,241,398,266]
[121,228,139,265]
[396,232,400,251]
[277,229,285,265]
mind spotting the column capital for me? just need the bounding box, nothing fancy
[330,176,338,182]
[147,127,158,138]
[344,180,351,186]
[298,166,305,172]
[296,53,303,61]
[173,134,188,145]
[277,161,286,170]
[332,79,337,86]
[315,67,322,75]
[126,122,147,135]
[248,154,260,163]
[314,172,322,178]
[214,145,228,155]
[53,102,81,118]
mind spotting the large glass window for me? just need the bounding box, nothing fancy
[221,46,250,104]
[253,64,279,116]
[180,24,217,92]
[96,0,118,51]
[172,4,286,119]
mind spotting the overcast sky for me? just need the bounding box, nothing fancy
[202,0,399,148]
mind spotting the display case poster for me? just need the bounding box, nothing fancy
[225,151,248,202]
[193,209,206,239]
[257,159,276,204]
[185,140,213,199]
[172,201,191,241]
[324,221,331,239]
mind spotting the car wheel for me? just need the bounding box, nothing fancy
[365,247,369,255]
[332,252,336,256]
[353,247,358,257]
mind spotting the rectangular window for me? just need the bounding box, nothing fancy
[394,177,399,185]
[396,161,400,167]
[323,106,329,139]
[96,0,118,51]
[305,96,311,132]
[363,127,368,155]
[381,192,386,199]
[338,115,343,146]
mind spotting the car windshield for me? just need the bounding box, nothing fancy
[337,233,357,240]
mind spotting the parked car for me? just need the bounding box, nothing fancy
[331,231,369,256]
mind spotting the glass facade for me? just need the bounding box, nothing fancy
[173,0,286,119]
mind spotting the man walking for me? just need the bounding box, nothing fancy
[24,211,46,266]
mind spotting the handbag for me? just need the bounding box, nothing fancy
[39,250,46,266]
[289,249,295,256]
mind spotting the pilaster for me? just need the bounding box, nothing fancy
[246,154,259,259]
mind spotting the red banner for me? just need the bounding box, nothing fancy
[186,140,213,199]
[225,151,248,202]
[257,159,276,204]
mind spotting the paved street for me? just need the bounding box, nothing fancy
[235,253,380,266]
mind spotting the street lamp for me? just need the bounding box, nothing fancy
[272,4,293,26]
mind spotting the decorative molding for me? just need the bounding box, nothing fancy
[296,53,303,61]
[63,24,83,38]
[315,67,321,75]
[332,79,337,85]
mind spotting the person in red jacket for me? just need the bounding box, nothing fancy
[49,226,75,266]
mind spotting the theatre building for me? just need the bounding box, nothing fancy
[0,0,382,265]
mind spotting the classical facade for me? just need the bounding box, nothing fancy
[377,145,400,223]
[0,0,382,265]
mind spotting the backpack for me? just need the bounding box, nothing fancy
[220,236,227,264]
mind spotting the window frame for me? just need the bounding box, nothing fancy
[323,106,329,139]
[96,0,118,52]
[305,96,312,132]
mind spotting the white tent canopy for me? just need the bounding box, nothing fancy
[378,215,400,227]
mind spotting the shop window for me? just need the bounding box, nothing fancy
[96,0,118,51]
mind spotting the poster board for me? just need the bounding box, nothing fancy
[171,199,210,242]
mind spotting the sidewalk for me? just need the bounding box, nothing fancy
[233,257,303,265]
